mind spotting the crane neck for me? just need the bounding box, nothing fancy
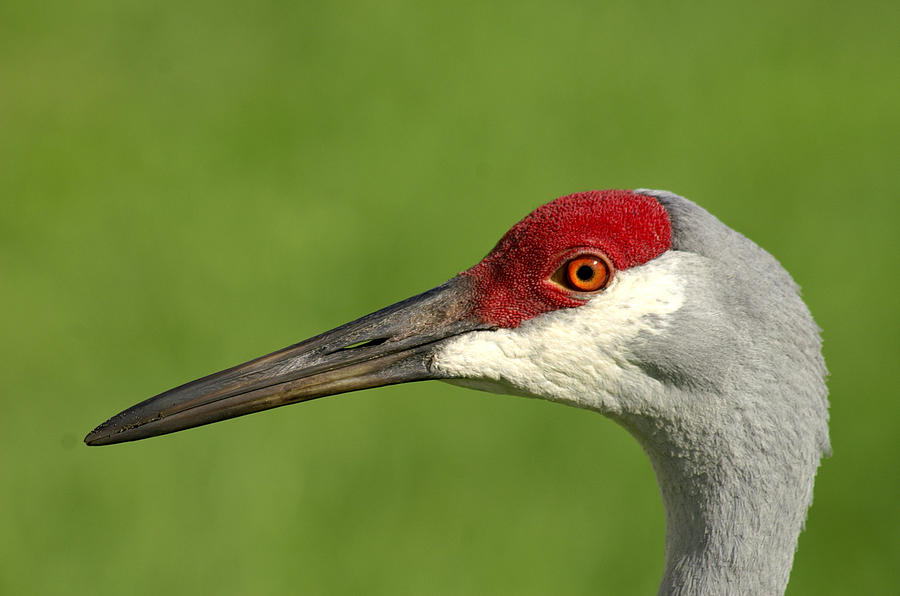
[618,401,824,596]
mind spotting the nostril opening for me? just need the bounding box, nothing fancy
[336,337,389,352]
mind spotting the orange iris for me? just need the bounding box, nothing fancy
[565,256,610,292]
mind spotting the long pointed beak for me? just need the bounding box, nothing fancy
[85,276,489,446]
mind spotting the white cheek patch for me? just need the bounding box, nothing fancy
[433,252,686,413]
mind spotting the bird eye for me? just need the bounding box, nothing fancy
[552,254,612,293]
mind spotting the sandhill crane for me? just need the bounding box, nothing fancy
[85,189,830,595]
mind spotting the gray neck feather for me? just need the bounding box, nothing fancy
[621,395,822,595]
[624,190,830,595]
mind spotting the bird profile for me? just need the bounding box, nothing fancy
[86,189,829,595]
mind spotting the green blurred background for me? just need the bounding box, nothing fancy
[2,1,897,594]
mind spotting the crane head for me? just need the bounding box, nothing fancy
[85,189,826,455]
[84,188,831,596]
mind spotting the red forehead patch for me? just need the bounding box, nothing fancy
[461,190,671,328]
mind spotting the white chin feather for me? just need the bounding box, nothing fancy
[432,251,688,414]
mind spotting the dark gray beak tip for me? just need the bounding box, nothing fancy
[84,429,113,447]
[84,411,150,446]
[84,427,105,446]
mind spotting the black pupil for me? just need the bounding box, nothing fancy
[576,264,594,281]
